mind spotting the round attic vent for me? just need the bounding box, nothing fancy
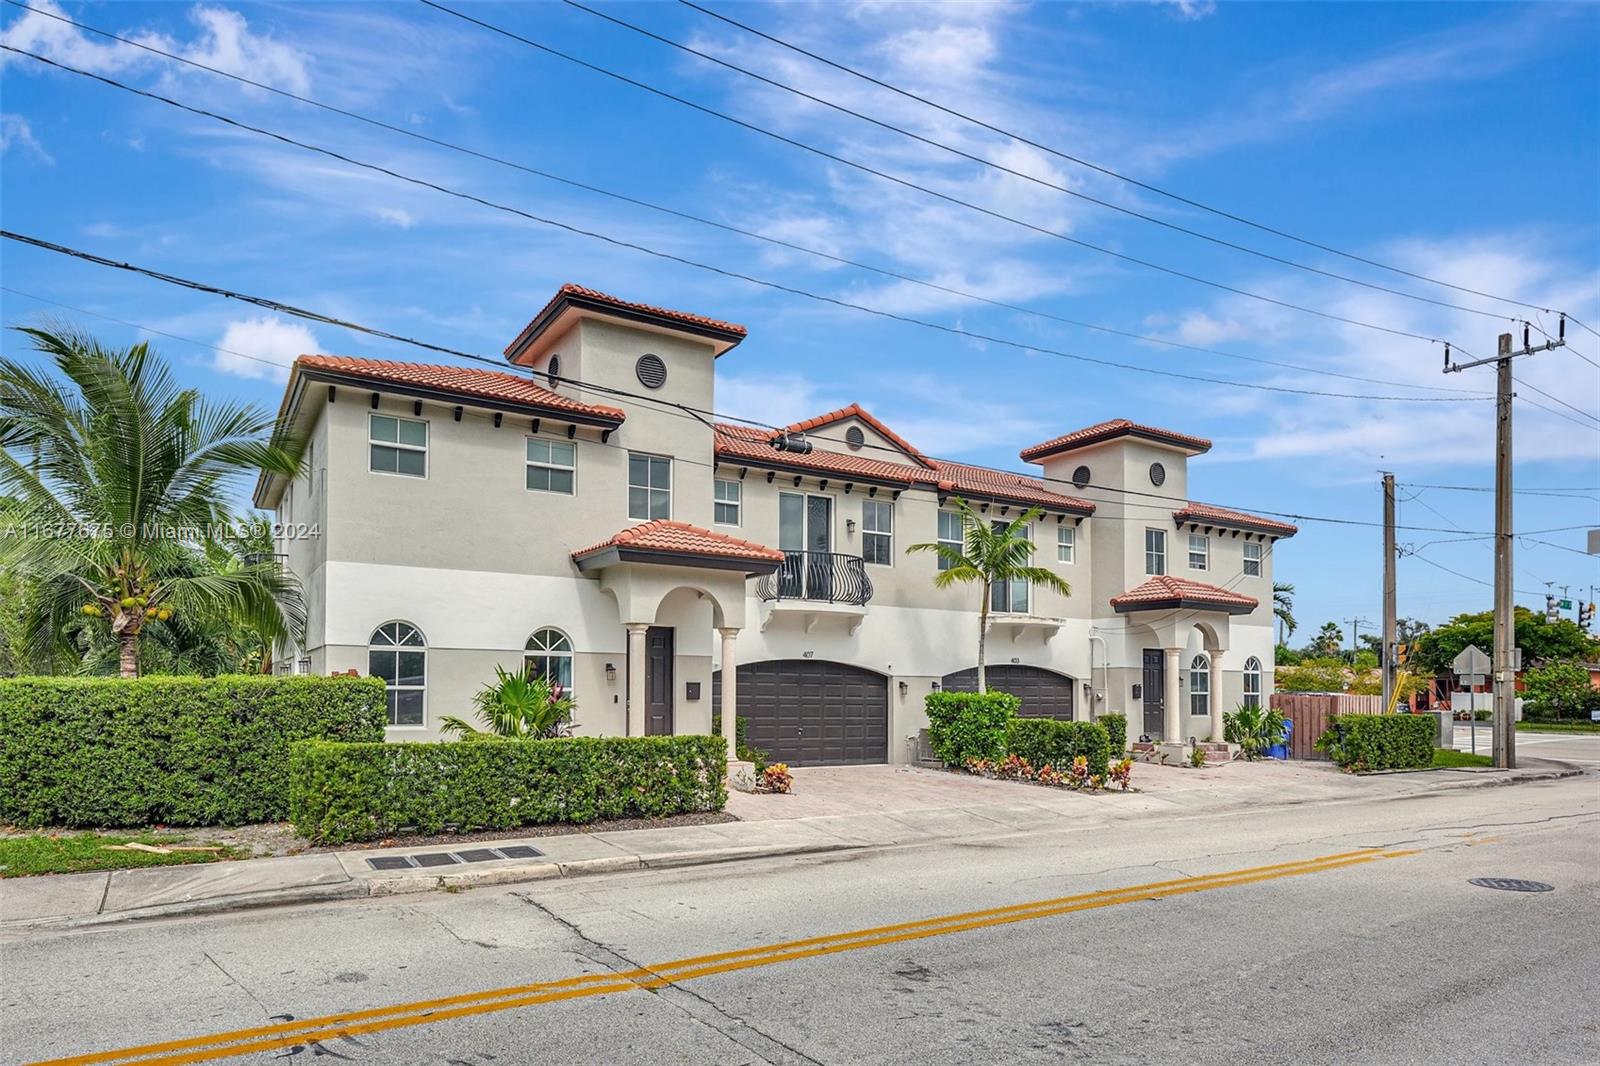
[636,353,668,389]
[546,355,561,387]
[845,425,865,451]
[1071,465,1091,489]
[1149,462,1167,487]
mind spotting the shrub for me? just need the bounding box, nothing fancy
[924,691,1018,767]
[1277,658,1349,693]
[1522,660,1600,721]
[1005,718,1111,777]
[1314,713,1434,771]
[1099,713,1127,754]
[1224,704,1288,759]
[0,675,386,828]
[289,735,727,844]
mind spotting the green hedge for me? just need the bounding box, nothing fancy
[1315,713,1434,771]
[1006,718,1112,777]
[1099,713,1127,755]
[925,691,1018,767]
[290,735,728,844]
[0,675,387,828]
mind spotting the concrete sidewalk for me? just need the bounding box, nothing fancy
[3,756,1582,933]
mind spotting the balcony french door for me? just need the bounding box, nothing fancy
[779,492,833,600]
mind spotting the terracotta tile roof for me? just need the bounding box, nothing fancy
[1109,575,1259,613]
[505,283,747,358]
[1020,419,1212,462]
[779,404,934,467]
[1173,502,1298,538]
[572,519,783,564]
[925,459,1096,514]
[294,356,626,422]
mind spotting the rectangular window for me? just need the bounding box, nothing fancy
[1188,532,1209,571]
[1057,524,1075,564]
[628,453,671,520]
[713,478,741,525]
[937,510,964,571]
[862,500,893,565]
[1145,528,1166,576]
[991,520,1029,613]
[1244,540,1263,577]
[369,414,427,477]
[526,437,576,494]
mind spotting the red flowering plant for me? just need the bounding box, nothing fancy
[1107,757,1134,791]
[756,762,793,794]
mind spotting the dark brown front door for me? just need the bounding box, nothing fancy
[1142,649,1165,739]
[645,626,674,736]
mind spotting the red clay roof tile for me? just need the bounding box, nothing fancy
[295,356,626,421]
[778,404,933,467]
[505,283,747,359]
[1172,502,1298,537]
[572,519,783,563]
[1020,419,1212,462]
[1109,575,1259,612]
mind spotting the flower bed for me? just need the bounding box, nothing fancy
[963,753,1135,792]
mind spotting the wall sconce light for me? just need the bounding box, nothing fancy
[605,662,617,683]
[898,680,909,697]
[845,518,857,535]
[931,681,941,692]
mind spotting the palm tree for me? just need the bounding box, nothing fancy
[441,668,574,739]
[0,327,304,677]
[906,498,1071,692]
[1273,582,1297,644]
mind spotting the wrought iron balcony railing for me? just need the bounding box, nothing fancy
[756,551,874,607]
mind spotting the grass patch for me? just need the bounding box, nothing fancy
[1431,749,1493,769]
[1517,721,1600,734]
[0,832,249,878]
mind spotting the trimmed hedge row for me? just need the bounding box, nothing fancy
[1006,719,1112,777]
[1315,713,1434,771]
[289,735,728,844]
[0,675,387,828]
[925,691,1018,766]
[1099,713,1128,755]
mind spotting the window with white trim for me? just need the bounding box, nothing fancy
[1188,532,1209,571]
[1243,656,1263,709]
[1145,528,1166,576]
[628,453,671,520]
[369,622,426,727]
[862,500,893,565]
[525,628,574,696]
[1189,653,1210,716]
[1243,540,1263,577]
[937,509,964,572]
[369,414,427,477]
[714,478,741,525]
[1057,524,1075,564]
[526,438,576,494]
[990,520,1029,613]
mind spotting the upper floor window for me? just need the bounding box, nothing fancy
[1188,533,1209,571]
[1243,656,1263,709]
[370,414,426,478]
[1243,540,1263,577]
[714,478,741,525]
[526,438,576,494]
[628,453,671,520]
[862,500,893,565]
[1189,654,1210,716]
[1057,524,1075,564]
[525,627,574,696]
[1145,528,1166,575]
[369,621,426,727]
[937,509,964,571]
[991,520,1029,613]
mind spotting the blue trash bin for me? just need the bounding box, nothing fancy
[1267,718,1292,760]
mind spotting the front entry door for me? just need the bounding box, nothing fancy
[778,493,833,598]
[645,626,675,736]
[1142,649,1165,739]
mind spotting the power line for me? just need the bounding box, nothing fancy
[1401,482,1600,500]
[0,49,1484,407]
[1512,376,1600,426]
[677,0,1572,320]
[417,1,1472,352]
[0,1,1484,400]
[565,0,1531,327]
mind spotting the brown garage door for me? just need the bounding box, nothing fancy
[714,660,888,766]
[941,665,1076,719]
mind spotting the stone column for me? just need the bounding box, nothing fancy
[718,627,740,760]
[1163,646,1182,742]
[1209,652,1225,743]
[625,623,649,737]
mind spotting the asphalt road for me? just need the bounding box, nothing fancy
[3,774,1598,1066]
[1451,725,1600,766]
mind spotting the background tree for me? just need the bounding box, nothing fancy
[906,498,1070,692]
[1273,582,1297,644]
[1520,660,1600,721]
[1303,622,1343,659]
[1413,608,1598,678]
[0,327,304,677]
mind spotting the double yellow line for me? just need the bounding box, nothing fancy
[35,848,1414,1066]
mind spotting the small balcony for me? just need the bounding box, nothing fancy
[756,551,873,633]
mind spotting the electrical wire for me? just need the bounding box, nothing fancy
[1511,376,1600,426]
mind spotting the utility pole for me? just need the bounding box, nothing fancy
[1382,473,1397,709]
[1444,320,1566,769]
[1343,617,1369,663]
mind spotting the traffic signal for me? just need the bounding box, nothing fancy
[1545,594,1559,623]
[1395,642,1410,666]
[1581,601,1596,631]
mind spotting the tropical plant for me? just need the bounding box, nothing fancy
[1224,703,1288,759]
[1521,659,1600,721]
[905,498,1071,691]
[1413,608,1598,677]
[0,328,304,677]
[440,666,574,739]
[1303,622,1344,659]
[1273,582,1297,642]
[1275,657,1349,693]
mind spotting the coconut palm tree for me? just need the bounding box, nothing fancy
[0,327,304,677]
[906,498,1071,692]
[1273,582,1297,644]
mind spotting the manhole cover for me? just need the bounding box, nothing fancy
[366,856,412,871]
[1468,878,1554,893]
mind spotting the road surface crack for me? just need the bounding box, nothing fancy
[203,951,271,1018]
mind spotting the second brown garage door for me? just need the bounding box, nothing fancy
[714,660,888,766]
[941,665,1076,719]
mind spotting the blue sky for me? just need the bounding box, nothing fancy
[3,0,1597,642]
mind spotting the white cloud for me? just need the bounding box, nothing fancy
[373,206,416,229]
[212,316,319,380]
[171,6,311,95]
[0,113,51,163]
[1163,1,1217,21]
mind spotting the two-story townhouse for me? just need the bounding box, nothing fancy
[255,284,1294,766]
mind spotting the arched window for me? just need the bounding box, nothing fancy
[1189,653,1210,717]
[1243,656,1263,709]
[369,622,426,727]
[525,628,574,695]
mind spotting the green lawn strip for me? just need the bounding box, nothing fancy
[1431,749,1493,769]
[0,832,250,878]
[1516,721,1600,734]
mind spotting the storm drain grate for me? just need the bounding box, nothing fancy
[365,844,543,871]
[1468,877,1554,893]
